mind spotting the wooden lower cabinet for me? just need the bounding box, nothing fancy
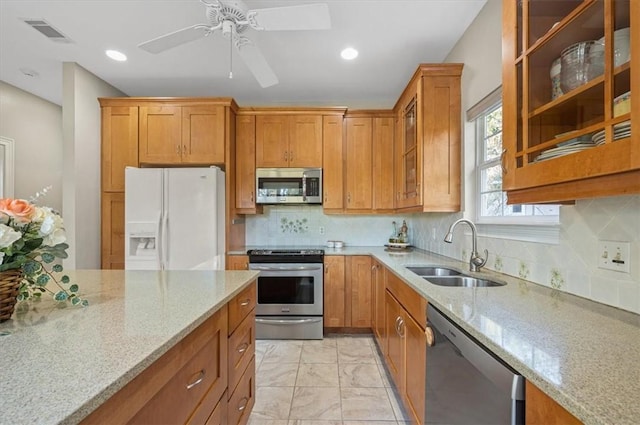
[81,282,257,425]
[324,255,373,329]
[101,192,125,269]
[526,381,582,425]
[381,269,427,425]
[324,255,346,327]
[371,259,385,344]
[227,255,249,270]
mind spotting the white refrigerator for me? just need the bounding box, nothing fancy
[124,167,225,270]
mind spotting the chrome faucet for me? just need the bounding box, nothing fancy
[444,219,488,272]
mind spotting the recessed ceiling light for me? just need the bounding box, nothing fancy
[106,50,127,62]
[341,47,358,60]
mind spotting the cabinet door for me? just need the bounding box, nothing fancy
[227,255,249,270]
[235,116,257,211]
[398,95,421,209]
[404,312,426,425]
[139,105,182,164]
[372,261,385,345]
[101,106,138,192]
[182,105,225,164]
[101,192,125,270]
[322,115,344,210]
[323,256,346,327]
[288,115,323,167]
[346,256,372,328]
[373,117,395,211]
[384,290,404,392]
[345,117,373,211]
[255,115,288,167]
[525,381,581,425]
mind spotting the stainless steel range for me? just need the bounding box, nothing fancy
[248,249,324,340]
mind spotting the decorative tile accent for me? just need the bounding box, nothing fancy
[494,254,503,271]
[550,268,565,290]
[280,217,309,234]
[518,261,530,279]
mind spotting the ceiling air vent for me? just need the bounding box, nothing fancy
[22,18,73,43]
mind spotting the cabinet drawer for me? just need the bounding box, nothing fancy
[228,309,256,394]
[187,388,227,425]
[131,321,228,424]
[229,283,256,334]
[386,271,427,329]
[227,356,255,425]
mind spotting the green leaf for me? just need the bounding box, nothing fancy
[53,291,68,302]
[41,253,55,263]
[52,264,63,273]
[36,274,50,285]
[81,300,89,307]
[69,284,78,293]
[61,275,70,284]
[23,261,41,275]
[71,297,80,306]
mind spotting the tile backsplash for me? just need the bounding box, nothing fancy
[245,196,640,314]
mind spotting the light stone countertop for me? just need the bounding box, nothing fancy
[233,246,640,425]
[0,269,259,425]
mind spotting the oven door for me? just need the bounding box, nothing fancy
[250,263,323,316]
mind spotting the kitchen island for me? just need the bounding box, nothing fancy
[231,246,640,425]
[0,269,259,425]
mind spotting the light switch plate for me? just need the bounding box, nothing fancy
[597,240,631,273]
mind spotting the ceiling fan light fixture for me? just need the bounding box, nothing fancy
[341,47,358,60]
[105,49,127,62]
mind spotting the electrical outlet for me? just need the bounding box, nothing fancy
[597,240,630,273]
[319,226,325,235]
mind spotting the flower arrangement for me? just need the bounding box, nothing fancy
[0,196,87,306]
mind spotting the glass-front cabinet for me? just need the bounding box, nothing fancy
[502,0,638,204]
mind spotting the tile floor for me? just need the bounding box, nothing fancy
[248,334,411,425]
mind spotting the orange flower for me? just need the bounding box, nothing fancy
[0,198,36,223]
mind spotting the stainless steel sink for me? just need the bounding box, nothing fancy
[423,276,506,287]
[406,266,462,276]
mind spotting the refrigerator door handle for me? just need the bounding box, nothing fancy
[161,213,169,270]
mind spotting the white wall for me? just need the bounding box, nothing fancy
[62,63,125,269]
[0,81,63,212]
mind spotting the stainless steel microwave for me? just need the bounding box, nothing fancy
[256,168,322,204]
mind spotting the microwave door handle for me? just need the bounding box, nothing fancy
[302,174,307,201]
[251,265,322,272]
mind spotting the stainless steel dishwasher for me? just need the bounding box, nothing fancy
[425,304,525,425]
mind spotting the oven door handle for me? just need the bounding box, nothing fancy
[255,318,323,325]
[250,265,323,272]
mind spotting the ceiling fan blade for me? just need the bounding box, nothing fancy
[138,25,209,54]
[248,3,331,31]
[236,41,278,88]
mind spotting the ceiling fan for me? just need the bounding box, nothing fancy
[138,0,331,88]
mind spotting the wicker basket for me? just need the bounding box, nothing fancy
[0,269,23,322]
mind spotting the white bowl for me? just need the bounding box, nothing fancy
[614,27,630,66]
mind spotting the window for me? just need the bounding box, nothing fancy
[471,90,559,226]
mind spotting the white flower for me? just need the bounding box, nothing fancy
[0,223,22,249]
[37,207,67,246]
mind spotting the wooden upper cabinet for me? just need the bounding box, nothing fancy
[322,115,344,210]
[345,117,373,211]
[373,117,395,211]
[502,0,639,203]
[101,106,138,192]
[288,115,323,167]
[139,104,225,165]
[182,105,225,164]
[255,114,323,167]
[235,115,258,212]
[394,64,463,213]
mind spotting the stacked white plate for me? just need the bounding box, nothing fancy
[591,121,631,146]
[534,137,596,162]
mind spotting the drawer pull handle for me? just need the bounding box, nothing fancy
[240,299,251,307]
[186,370,205,390]
[237,397,249,411]
[237,342,249,353]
